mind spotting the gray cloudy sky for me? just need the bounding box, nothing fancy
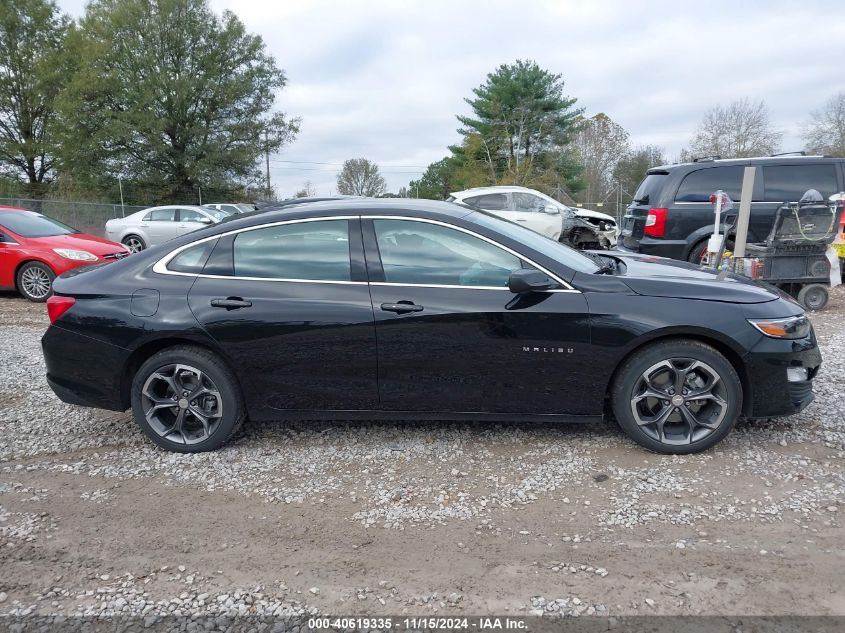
[57,0,845,198]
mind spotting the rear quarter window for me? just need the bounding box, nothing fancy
[762,164,838,202]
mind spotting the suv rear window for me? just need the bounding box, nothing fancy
[675,166,745,202]
[632,173,667,205]
[762,164,838,202]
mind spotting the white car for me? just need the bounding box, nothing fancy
[448,186,618,248]
[204,202,255,215]
[105,205,230,253]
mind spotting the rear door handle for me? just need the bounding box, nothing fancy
[381,302,423,314]
[210,297,252,310]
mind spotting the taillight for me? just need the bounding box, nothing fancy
[46,296,76,324]
[644,208,668,238]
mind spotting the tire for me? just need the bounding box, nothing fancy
[686,240,708,265]
[16,261,55,302]
[797,284,828,311]
[687,237,734,265]
[122,234,146,253]
[130,345,245,453]
[610,339,742,454]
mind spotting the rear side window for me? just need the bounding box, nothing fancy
[632,173,667,205]
[463,193,508,210]
[675,167,745,202]
[762,164,838,202]
[144,209,176,221]
[232,220,350,281]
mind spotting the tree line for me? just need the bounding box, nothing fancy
[0,0,298,205]
[2,2,844,207]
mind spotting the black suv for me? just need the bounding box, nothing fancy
[619,156,845,262]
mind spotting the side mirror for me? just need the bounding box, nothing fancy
[541,204,560,215]
[197,217,213,224]
[508,268,556,294]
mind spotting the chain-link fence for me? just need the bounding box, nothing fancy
[0,198,147,237]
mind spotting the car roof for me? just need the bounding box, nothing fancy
[650,154,845,174]
[451,185,537,196]
[0,206,30,213]
[143,204,208,211]
[214,198,474,232]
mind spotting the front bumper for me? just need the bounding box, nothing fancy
[744,332,821,419]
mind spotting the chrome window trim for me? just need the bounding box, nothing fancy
[364,215,576,291]
[152,213,579,292]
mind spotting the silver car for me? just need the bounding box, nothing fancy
[104,205,231,253]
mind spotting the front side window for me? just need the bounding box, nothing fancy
[145,209,176,222]
[373,219,521,287]
[512,192,547,213]
[233,220,351,281]
[675,167,745,202]
[179,209,211,223]
[463,193,508,211]
[762,164,838,202]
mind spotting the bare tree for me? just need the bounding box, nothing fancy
[803,92,845,157]
[293,180,316,198]
[336,158,385,197]
[684,99,781,159]
[573,113,630,204]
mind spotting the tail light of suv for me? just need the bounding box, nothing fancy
[644,208,668,238]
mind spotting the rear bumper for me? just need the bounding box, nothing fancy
[42,325,128,411]
[617,236,689,261]
[745,333,822,419]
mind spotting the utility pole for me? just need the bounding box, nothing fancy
[264,130,271,199]
[198,186,202,206]
[118,176,125,217]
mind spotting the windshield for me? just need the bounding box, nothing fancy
[206,208,233,220]
[0,211,79,237]
[467,210,599,273]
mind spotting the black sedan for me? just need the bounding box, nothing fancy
[41,199,821,454]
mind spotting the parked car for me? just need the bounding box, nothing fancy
[0,207,128,302]
[448,186,618,248]
[204,203,256,215]
[43,199,820,455]
[619,155,845,263]
[105,205,231,253]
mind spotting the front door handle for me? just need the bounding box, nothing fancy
[210,297,252,310]
[381,301,423,314]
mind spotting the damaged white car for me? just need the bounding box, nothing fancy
[448,186,618,249]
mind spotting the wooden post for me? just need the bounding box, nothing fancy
[732,166,757,260]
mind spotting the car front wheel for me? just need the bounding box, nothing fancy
[611,339,742,454]
[130,346,245,452]
[17,261,55,302]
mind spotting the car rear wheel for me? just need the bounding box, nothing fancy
[122,235,146,253]
[611,339,742,454]
[17,262,55,302]
[131,346,245,452]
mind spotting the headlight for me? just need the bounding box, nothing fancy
[53,248,98,261]
[748,315,811,339]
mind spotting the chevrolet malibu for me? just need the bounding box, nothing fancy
[41,199,821,454]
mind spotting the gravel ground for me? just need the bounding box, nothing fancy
[0,288,843,623]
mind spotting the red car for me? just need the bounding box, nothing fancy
[0,206,130,302]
